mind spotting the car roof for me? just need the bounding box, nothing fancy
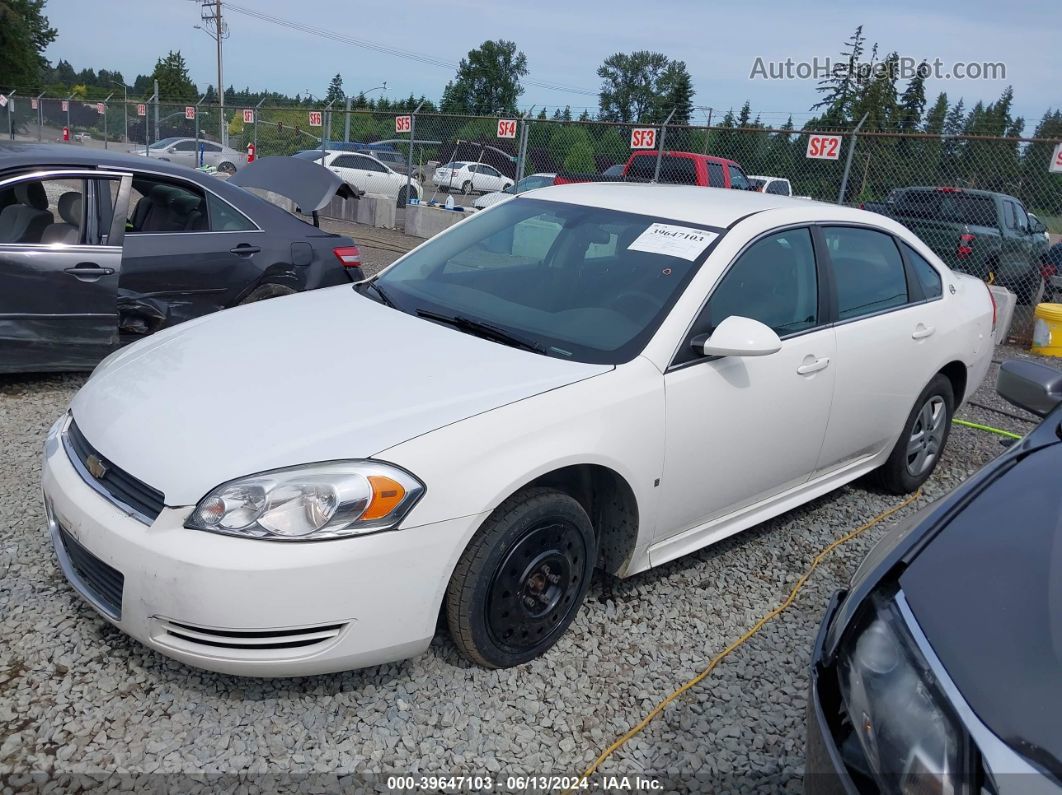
[520,182,845,227]
[0,141,206,178]
[748,175,787,181]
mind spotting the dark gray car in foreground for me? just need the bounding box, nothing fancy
[806,359,1062,794]
[0,143,362,373]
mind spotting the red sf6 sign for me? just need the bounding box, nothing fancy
[497,119,517,139]
[630,128,657,149]
[395,115,412,133]
[308,111,323,127]
[806,134,842,161]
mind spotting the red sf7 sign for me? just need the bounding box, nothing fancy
[184,106,196,120]
[308,111,322,127]
[395,115,412,133]
[243,109,255,124]
[630,128,657,149]
[497,119,517,139]
[806,134,842,161]
[136,103,146,117]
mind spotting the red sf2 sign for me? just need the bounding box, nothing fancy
[630,128,657,149]
[308,111,323,127]
[806,134,842,160]
[497,119,517,139]
[395,115,412,133]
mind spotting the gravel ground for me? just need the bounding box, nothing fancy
[0,346,1053,793]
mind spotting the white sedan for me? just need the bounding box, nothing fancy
[433,161,513,194]
[295,149,421,207]
[42,184,994,675]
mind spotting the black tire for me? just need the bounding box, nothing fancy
[445,487,595,668]
[396,186,409,208]
[217,161,237,175]
[461,180,473,195]
[238,283,296,305]
[874,374,954,494]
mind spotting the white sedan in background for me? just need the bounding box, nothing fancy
[473,173,557,210]
[295,149,421,207]
[433,161,513,194]
[42,185,994,676]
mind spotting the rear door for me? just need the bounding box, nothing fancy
[0,170,130,372]
[118,172,266,332]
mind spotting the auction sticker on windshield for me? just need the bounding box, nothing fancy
[627,223,719,261]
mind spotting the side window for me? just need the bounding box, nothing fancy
[203,142,222,153]
[901,242,943,300]
[625,155,655,181]
[358,157,385,173]
[95,179,121,244]
[332,155,356,168]
[728,165,750,190]
[825,227,909,320]
[173,140,197,152]
[0,177,86,245]
[703,227,818,337]
[207,193,256,232]
[659,156,698,185]
[707,162,725,187]
[126,176,207,233]
[482,166,499,177]
[1013,202,1030,232]
[766,180,790,196]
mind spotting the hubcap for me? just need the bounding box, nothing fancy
[486,520,587,653]
[906,395,947,477]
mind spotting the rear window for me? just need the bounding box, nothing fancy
[625,155,697,184]
[892,190,996,226]
[293,150,324,160]
[748,178,766,190]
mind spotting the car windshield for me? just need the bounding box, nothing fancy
[149,137,183,150]
[292,150,324,160]
[373,197,723,364]
[442,162,468,169]
[513,175,554,193]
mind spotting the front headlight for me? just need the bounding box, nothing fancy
[838,593,969,794]
[185,461,424,541]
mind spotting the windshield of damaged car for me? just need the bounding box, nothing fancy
[373,197,723,364]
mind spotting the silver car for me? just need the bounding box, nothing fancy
[131,137,247,174]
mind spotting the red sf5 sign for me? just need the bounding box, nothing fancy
[497,119,517,139]
[395,115,412,133]
[1050,143,1062,174]
[806,134,842,161]
[630,128,657,149]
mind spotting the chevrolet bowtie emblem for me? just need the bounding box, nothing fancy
[85,454,108,480]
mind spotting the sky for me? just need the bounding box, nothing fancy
[43,0,1060,130]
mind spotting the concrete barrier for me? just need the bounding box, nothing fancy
[356,194,397,229]
[404,203,471,239]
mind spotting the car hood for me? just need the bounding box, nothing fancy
[71,286,611,506]
[900,437,1062,779]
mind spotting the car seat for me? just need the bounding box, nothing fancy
[40,192,83,244]
[0,182,54,243]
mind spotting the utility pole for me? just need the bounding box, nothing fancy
[201,0,227,145]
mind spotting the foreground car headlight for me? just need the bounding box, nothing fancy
[185,461,424,540]
[838,593,968,794]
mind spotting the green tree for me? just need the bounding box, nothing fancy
[657,63,694,124]
[325,73,344,104]
[897,61,928,130]
[151,50,196,101]
[563,139,596,173]
[0,0,57,85]
[812,25,865,122]
[596,50,671,123]
[440,40,527,115]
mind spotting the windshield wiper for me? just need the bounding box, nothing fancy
[416,309,546,354]
[355,279,396,308]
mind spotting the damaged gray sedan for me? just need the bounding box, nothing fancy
[0,143,363,373]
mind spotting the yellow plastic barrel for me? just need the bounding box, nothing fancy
[1031,303,1062,357]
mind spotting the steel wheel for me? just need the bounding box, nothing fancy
[905,395,947,477]
[486,520,587,654]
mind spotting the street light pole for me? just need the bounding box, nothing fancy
[102,92,114,149]
[405,100,425,208]
[35,92,45,141]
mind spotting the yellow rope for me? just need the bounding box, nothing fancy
[952,418,1023,440]
[564,489,923,793]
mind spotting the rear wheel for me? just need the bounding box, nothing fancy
[217,161,237,175]
[446,488,595,668]
[396,186,410,208]
[461,180,473,195]
[874,374,954,494]
[238,283,296,305]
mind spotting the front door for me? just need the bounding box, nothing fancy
[0,171,129,372]
[657,227,835,539]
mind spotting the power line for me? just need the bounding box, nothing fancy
[223,2,600,97]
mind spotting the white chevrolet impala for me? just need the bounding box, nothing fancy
[42,184,995,675]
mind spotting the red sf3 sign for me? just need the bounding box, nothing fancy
[806,134,842,160]
[630,128,657,149]
[395,115,411,133]
[308,111,323,127]
[497,119,517,139]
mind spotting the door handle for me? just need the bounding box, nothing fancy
[229,245,261,256]
[64,264,115,279]
[912,324,936,340]
[796,356,830,375]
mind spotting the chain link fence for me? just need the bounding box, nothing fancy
[6,97,1061,339]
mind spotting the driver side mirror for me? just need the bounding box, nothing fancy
[693,316,782,358]
[997,359,1062,417]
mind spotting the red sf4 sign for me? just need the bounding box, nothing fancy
[806,134,842,161]
[395,115,412,133]
[630,128,657,149]
[497,119,517,139]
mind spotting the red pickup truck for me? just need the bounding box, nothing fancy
[554,151,754,189]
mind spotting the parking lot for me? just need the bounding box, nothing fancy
[0,344,1043,788]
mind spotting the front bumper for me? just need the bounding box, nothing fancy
[42,419,483,677]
